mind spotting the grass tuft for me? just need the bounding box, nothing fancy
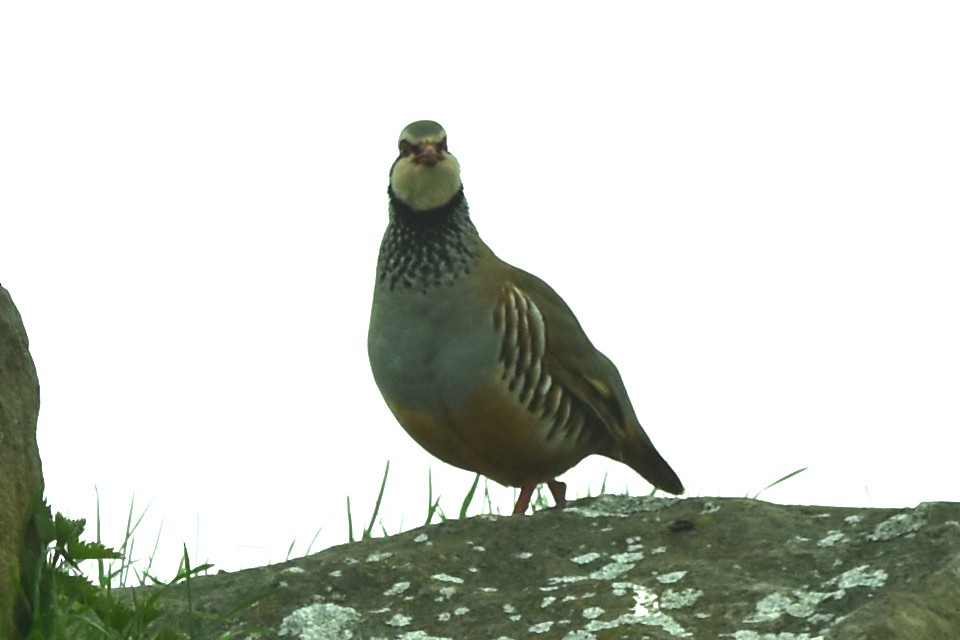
[24,494,222,640]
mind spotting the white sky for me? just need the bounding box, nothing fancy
[2,3,958,579]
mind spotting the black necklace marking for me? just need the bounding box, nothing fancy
[377,188,483,293]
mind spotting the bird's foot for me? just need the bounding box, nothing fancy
[512,479,567,515]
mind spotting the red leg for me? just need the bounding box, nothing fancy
[514,480,567,515]
[513,483,536,515]
[547,480,567,509]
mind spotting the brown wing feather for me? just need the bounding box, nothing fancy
[494,283,607,453]
[501,268,684,495]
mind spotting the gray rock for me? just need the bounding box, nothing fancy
[145,495,960,639]
[0,284,44,640]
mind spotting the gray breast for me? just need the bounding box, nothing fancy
[369,276,501,415]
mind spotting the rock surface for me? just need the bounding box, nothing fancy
[143,495,960,639]
[0,284,44,640]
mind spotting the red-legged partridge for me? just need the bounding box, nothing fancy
[368,120,684,515]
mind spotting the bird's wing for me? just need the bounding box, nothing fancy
[499,268,684,494]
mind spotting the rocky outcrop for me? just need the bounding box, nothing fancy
[0,284,44,640]
[144,495,960,639]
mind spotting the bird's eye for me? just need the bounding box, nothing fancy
[438,138,448,151]
[399,140,414,156]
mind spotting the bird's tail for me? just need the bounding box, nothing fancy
[621,435,684,495]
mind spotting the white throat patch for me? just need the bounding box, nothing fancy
[390,154,463,211]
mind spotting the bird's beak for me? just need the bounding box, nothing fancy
[415,142,443,166]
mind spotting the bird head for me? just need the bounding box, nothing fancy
[389,120,463,212]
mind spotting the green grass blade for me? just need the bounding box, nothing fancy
[423,468,445,526]
[363,461,390,540]
[95,486,106,588]
[141,519,163,586]
[183,543,196,640]
[346,496,355,543]
[482,480,496,515]
[752,466,809,499]
[458,474,480,519]
[304,527,323,556]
